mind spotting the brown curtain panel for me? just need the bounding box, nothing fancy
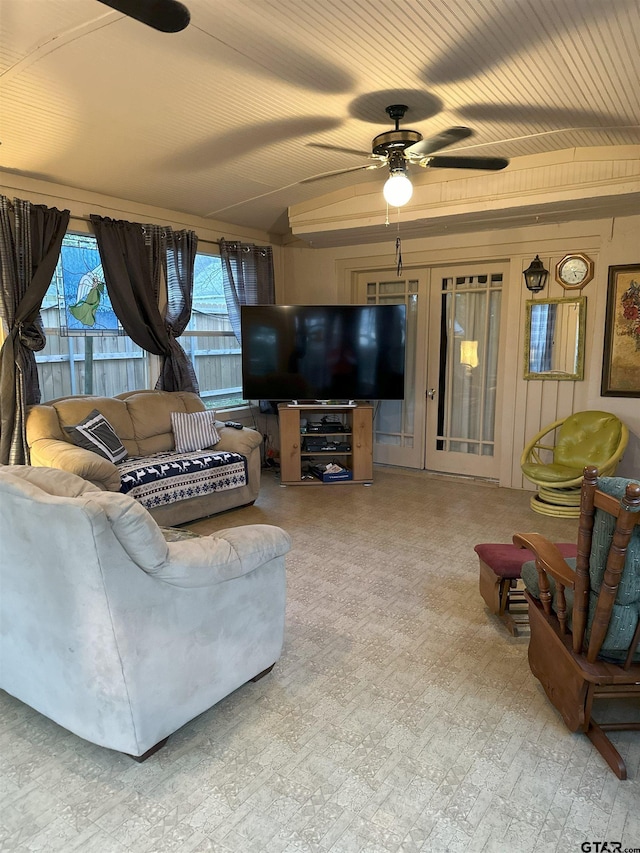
[90,215,198,393]
[147,224,199,393]
[0,196,70,464]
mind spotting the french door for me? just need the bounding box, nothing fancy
[357,261,505,479]
[425,264,505,479]
[356,271,428,469]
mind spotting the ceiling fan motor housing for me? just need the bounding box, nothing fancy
[373,103,422,166]
[372,129,423,157]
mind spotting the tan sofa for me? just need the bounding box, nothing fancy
[26,390,263,526]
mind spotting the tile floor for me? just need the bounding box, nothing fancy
[1,467,638,852]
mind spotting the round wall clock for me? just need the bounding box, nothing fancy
[555,253,594,290]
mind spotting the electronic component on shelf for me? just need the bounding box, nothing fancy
[306,417,347,433]
[302,437,351,452]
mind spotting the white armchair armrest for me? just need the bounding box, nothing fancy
[154,525,292,587]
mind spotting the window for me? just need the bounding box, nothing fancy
[36,234,244,409]
[38,233,148,400]
[182,252,243,409]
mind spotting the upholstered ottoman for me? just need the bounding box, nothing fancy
[475,542,577,636]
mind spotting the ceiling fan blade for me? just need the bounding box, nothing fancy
[300,163,384,184]
[308,142,375,158]
[96,0,190,32]
[405,126,474,158]
[424,155,509,171]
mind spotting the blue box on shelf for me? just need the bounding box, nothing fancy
[310,465,353,483]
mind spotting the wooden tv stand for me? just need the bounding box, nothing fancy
[278,403,373,485]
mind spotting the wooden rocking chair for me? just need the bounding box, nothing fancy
[514,466,640,779]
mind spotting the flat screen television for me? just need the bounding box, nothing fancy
[241,304,406,402]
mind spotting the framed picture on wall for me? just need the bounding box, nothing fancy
[601,263,640,397]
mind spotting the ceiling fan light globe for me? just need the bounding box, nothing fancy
[383,173,413,207]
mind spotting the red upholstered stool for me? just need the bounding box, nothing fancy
[475,542,577,636]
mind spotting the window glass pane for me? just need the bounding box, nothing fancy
[51,233,121,335]
[186,253,244,409]
[38,234,148,398]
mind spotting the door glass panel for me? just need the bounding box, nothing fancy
[483,290,501,441]
[436,274,502,457]
[451,440,479,453]
[378,281,406,294]
[368,285,417,453]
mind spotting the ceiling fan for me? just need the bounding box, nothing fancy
[303,104,509,206]
[96,0,190,32]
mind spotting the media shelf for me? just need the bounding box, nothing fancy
[278,403,373,486]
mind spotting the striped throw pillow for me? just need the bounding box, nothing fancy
[171,410,221,453]
[64,409,128,463]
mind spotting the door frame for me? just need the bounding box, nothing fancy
[338,246,517,487]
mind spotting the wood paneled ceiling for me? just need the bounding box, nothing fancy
[1,0,639,244]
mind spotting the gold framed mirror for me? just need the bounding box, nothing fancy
[524,296,586,380]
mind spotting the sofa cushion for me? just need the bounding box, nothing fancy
[171,410,220,453]
[64,409,128,463]
[53,396,135,447]
[122,390,205,455]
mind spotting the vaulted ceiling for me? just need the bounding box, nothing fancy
[2,0,639,245]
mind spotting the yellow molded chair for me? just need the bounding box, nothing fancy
[520,411,628,517]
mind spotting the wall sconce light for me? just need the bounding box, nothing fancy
[460,340,479,370]
[523,255,549,292]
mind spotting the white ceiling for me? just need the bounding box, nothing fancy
[2,0,639,244]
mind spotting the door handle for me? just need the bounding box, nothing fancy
[427,388,436,400]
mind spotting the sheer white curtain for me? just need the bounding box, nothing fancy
[450,290,485,452]
[447,284,500,456]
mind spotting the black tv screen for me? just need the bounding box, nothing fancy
[241,304,406,402]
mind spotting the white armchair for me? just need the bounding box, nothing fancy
[0,465,291,760]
